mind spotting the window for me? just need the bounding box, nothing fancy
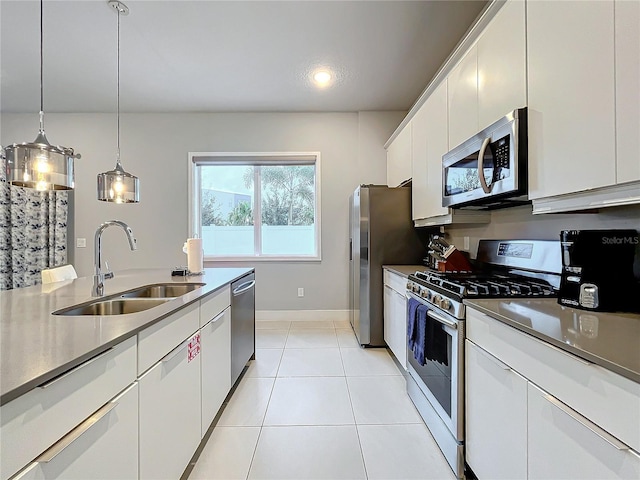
[189,152,321,261]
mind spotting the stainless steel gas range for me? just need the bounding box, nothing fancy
[405,239,562,478]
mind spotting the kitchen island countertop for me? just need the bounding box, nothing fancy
[0,267,253,405]
[464,298,640,384]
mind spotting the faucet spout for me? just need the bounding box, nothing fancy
[92,220,137,296]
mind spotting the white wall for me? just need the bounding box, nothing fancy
[1,111,405,310]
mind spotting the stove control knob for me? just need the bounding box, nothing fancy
[433,295,442,307]
[425,290,432,301]
[440,298,451,311]
[420,288,428,298]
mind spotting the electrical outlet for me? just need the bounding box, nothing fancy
[297,288,304,297]
[463,236,470,251]
[76,237,87,248]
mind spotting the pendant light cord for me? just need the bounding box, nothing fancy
[116,8,121,163]
[39,0,45,132]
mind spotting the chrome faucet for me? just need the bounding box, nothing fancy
[92,220,137,296]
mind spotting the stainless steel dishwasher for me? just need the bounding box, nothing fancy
[231,272,256,385]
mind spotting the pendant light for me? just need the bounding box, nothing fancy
[3,0,80,191]
[97,0,139,203]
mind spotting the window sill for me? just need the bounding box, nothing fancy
[204,255,321,263]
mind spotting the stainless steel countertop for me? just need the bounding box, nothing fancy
[0,267,253,406]
[383,265,424,278]
[464,298,640,384]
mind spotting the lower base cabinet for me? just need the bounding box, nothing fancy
[201,308,231,435]
[527,383,640,480]
[139,337,202,480]
[465,340,527,479]
[11,384,139,480]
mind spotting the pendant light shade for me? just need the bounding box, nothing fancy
[97,0,139,203]
[3,1,80,191]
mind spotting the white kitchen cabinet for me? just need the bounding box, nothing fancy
[527,0,616,200]
[476,0,526,130]
[0,337,137,480]
[387,121,412,187]
[465,340,527,480]
[11,384,139,480]
[411,102,429,221]
[422,82,450,220]
[201,307,231,436]
[383,270,408,369]
[615,0,640,184]
[447,47,478,150]
[528,382,640,480]
[139,333,202,480]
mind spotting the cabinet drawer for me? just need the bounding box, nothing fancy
[200,286,230,328]
[0,337,137,480]
[467,308,640,452]
[383,270,407,295]
[139,337,202,480]
[138,302,199,375]
[528,382,640,479]
[11,384,139,480]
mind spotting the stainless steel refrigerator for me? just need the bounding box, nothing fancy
[349,185,426,346]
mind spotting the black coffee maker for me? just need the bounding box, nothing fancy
[558,229,640,313]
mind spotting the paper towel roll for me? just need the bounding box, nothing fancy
[184,238,203,274]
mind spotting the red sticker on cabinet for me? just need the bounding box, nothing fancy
[188,333,201,362]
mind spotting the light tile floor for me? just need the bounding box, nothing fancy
[189,320,455,480]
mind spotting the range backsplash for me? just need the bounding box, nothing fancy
[444,204,640,259]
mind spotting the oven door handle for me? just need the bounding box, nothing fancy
[427,310,458,330]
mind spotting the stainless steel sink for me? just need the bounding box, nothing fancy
[119,283,205,299]
[54,298,170,316]
[53,283,205,316]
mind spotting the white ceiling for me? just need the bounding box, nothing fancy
[0,0,487,113]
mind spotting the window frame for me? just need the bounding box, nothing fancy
[188,152,322,262]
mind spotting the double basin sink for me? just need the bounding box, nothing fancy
[54,283,205,316]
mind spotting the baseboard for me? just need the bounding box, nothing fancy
[256,310,350,322]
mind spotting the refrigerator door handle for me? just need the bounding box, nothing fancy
[349,239,352,261]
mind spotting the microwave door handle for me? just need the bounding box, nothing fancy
[477,136,492,194]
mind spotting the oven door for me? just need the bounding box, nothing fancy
[442,108,525,208]
[406,292,464,441]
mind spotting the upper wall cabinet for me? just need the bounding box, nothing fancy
[615,0,640,184]
[386,122,412,187]
[527,0,616,200]
[411,102,430,220]
[413,82,489,226]
[448,0,526,150]
[447,47,478,150]
[476,0,526,131]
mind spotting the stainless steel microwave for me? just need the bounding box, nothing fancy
[442,108,528,209]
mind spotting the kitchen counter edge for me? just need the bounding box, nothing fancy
[464,298,640,384]
[0,267,254,406]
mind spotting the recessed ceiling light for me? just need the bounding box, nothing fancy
[310,68,334,88]
[313,71,332,84]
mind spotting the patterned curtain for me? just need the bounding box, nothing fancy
[0,175,69,291]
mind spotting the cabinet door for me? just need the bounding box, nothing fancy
[447,47,478,149]
[424,82,450,219]
[11,384,138,480]
[477,0,526,130]
[384,285,407,370]
[139,335,202,480]
[387,123,412,187]
[411,103,429,220]
[615,0,640,184]
[528,383,640,480]
[201,308,231,436]
[527,0,616,199]
[465,340,527,480]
